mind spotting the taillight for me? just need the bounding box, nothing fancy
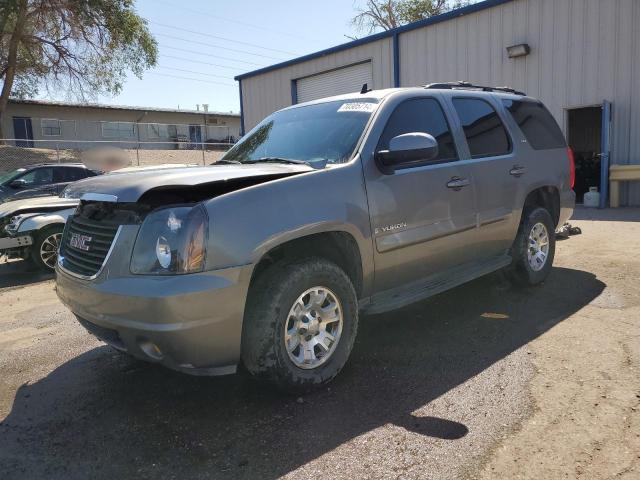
[567,147,576,189]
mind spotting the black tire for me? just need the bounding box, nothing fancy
[30,224,64,272]
[507,207,556,286]
[241,257,358,392]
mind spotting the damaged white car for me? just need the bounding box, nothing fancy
[0,194,79,270]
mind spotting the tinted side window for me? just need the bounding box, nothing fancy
[503,99,566,149]
[59,167,88,182]
[452,98,511,158]
[378,98,458,162]
[18,167,54,186]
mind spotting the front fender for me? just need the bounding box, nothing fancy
[17,208,75,233]
[202,160,375,296]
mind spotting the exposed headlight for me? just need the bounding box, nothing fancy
[4,214,37,236]
[131,205,208,275]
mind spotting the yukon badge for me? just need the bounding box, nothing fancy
[375,222,407,235]
[70,233,92,251]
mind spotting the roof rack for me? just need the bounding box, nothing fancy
[424,81,526,96]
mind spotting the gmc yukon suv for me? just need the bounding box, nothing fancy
[56,83,575,390]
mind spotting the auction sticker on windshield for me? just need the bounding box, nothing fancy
[337,102,377,113]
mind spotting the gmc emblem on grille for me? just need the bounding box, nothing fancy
[70,233,92,251]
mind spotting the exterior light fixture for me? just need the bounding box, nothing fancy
[506,43,531,58]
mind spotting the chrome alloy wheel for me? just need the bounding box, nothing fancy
[40,232,62,270]
[527,222,550,272]
[284,286,344,369]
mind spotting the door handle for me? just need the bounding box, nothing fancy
[510,165,526,177]
[447,177,470,190]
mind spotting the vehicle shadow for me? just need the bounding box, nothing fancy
[0,267,604,479]
[0,260,53,289]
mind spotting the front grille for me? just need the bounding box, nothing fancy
[60,201,147,277]
[60,215,120,277]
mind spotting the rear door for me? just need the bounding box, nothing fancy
[448,96,518,258]
[363,95,478,293]
[53,167,90,194]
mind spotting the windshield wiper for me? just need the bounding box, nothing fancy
[242,157,313,167]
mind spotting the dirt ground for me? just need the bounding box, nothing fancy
[0,207,638,479]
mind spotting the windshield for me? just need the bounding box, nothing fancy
[222,99,378,166]
[0,168,26,185]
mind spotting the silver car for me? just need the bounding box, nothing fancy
[56,84,575,390]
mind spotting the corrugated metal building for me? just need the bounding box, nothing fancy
[235,0,640,206]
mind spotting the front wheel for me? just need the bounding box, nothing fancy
[507,207,556,286]
[30,224,64,271]
[241,257,358,392]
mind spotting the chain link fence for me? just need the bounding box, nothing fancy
[1,117,237,173]
[0,139,235,174]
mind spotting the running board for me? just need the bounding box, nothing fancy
[362,255,512,315]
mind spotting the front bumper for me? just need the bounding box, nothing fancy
[56,261,253,375]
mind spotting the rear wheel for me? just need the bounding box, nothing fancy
[507,207,556,286]
[241,257,358,392]
[31,224,64,271]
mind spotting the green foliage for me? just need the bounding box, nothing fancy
[0,0,158,101]
[352,0,473,34]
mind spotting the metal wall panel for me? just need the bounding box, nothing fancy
[240,38,394,131]
[398,0,640,205]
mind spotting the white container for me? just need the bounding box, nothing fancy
[583,187,600,208]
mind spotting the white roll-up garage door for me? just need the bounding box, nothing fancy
[296,62,373,104]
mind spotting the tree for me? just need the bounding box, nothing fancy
[0,0,157,140]
[351,0,473,35]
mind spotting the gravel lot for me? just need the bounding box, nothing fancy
[0,207,638,479]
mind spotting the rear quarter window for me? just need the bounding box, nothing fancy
[452,98,511,158]
[502,99,566,150]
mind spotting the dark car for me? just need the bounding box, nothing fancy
[0,163,99,203]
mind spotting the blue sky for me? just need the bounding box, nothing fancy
[93,0,364,113]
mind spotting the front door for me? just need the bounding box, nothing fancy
[13,117,34,147]
[363,97,478,293]
[189,124,202,149]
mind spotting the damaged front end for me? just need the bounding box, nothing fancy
[57,163,312,278]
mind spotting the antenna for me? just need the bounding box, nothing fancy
[360,83,371,94]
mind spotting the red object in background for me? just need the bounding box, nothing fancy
[567,147,576,189]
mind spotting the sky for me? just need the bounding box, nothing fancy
[86,0,366,114]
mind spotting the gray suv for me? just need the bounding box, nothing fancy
[56,83,575,390]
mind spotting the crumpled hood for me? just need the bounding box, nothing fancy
[0,195,79,219]
[63,164,314,203]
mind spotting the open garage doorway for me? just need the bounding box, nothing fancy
[566,103,611,205]
[567,107,601,203]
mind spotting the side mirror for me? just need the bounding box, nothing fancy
[376,132,439,173]
[9,179,27,189]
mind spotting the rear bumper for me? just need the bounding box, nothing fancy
[56,263,253,375]
[558,188,576,227]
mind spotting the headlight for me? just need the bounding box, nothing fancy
[4,214,37,236]
[131,205,208,275]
